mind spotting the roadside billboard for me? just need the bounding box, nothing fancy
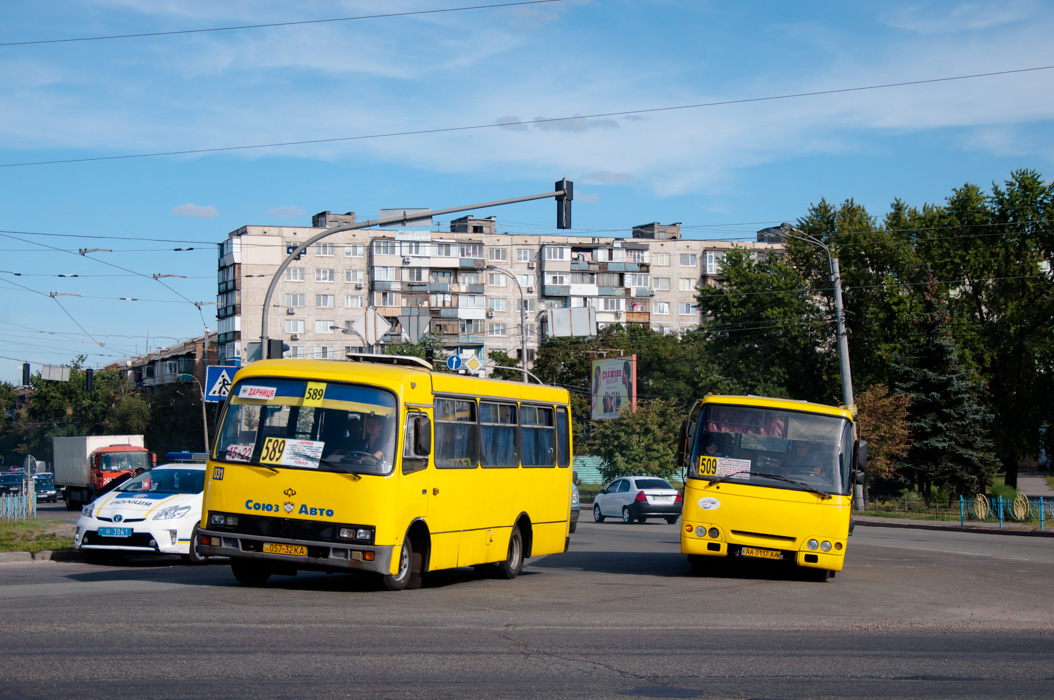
[590,355,636,420]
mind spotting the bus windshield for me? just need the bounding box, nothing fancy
[689,404,853,495]
[214,378,398,476]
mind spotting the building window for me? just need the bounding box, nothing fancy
[679,253,697,267]
[406,267,425,283]
[430,292,454,308]
[286,345,305,359]
[489,248,508,262]
[314,346,335,359]
[285,319,305,333]
[316,268,335,282]
[460,271,480,286]
[706,251,726,275]
[597,272,619,287]
[517,248,536,262]
[601,298,620,311]
[377,292,397,307]
[459,243,483,258]
[461,294,485,309]
[315,294,335,308]
[544,246,569,261]
[373,241,396,256]
[546,273,568,285]
[653,301,670,315]
[488,323,506,337]
[570,272,595,285]
[344,244,365,258]
[284,293,304,308]
[373,266,398,282]
[285,268,304,282]
[460,319,484,334]
[345,295,365,308]
[434,243,454,257]
[345,269,364,284]
[431,270,453,284]
[679,278,696,292]
[679,302,698,315]
[405,242,424,256]
[316,320,334,334]
[488,298,508,312]
[628,249,646,263]
[402,294,429,308]
[652,252,671,266]
[653,277,671,291]
[488,272,507,287]
[316,242,335,257]
[522,299,536,313]
[625,273,649,287]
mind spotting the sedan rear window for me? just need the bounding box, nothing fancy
[634,478,673,490]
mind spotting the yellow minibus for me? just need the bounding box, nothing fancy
[197,355,573,590]
[677,395,866,580]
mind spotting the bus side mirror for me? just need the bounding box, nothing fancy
[414,416,432,455]
[852,470,866,485]
[676,420,691,467]
[856,440,868,471]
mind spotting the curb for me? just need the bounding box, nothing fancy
[855,517,1054,538]
[0,549,87,564]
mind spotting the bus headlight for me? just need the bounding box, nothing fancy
[708,527,719,539]
[820,540,832,552]
[807,539,819,550]
[338,527,373,543]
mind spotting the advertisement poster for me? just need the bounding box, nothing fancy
[590,355,636,420]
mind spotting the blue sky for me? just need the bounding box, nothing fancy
[2,0,1054,384]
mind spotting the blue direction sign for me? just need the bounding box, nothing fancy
[446,355,462,371]
[205,365,239,403]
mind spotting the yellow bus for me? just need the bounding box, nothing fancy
[677,395,867,581]
[197,355,573,590]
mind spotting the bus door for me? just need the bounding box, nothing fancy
[428,397,480,569]
[398,407,432,537]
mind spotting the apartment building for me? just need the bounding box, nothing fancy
[214,211,782,371]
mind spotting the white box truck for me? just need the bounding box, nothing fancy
[53,435,153,510]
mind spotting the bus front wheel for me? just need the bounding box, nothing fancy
[231,559,271,586]
[496,525,524,580]
[382,535,412,591]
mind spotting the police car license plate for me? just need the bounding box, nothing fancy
[742,547,780,560]
[99,527,132,538]
[263,542,307,556]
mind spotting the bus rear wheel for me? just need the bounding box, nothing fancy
[496,525,524,580]
[382,535,412,591]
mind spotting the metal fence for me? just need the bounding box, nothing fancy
[959,494,1051,530]
[0,491,37,522]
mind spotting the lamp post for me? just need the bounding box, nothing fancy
[485,264,527,382]
[331,325,369,353]
[777,223,854,408]
[259,181,572,359]
[178,373,210,454]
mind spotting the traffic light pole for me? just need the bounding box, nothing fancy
[259,181,573,359]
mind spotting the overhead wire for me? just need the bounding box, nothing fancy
[3,65,1052,169]
[0,1,564,47]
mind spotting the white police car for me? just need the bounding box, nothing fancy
[74,463,208,564]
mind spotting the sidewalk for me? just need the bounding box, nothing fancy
[855,514,1054,538]
[1016,468,1054,498]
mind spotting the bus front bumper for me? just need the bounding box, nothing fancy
[197,528,395,575]
[681,521,845,571]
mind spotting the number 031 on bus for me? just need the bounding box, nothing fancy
[676,395,867,581]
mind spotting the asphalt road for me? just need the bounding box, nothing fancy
[2,519,1052,698]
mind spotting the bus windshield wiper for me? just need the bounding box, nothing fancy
[751,472,831,499]
[248,463,279,474]
[316,458,362,480]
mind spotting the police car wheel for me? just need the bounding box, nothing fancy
[182,528,209,565]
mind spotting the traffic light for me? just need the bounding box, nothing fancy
[267,339,290,359]
[85,368,94,392]
[556,178,573,229]
[21,363,30,386]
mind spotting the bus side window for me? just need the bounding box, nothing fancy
[402,412,431,475]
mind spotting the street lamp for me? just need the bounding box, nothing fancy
[777,223,854,408]
[485,264,527,382]
[331,325,369,353]
[178,373,210,454]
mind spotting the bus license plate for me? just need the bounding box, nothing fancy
[742,547,780,560]
[99,527,131,538]
[263,542,307,556]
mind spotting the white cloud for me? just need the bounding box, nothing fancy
[264,205,306,219]
[172,203,219,218]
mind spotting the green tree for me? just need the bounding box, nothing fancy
[382,333,448,369]
[696,248,835,403]
[486,349,524,382]
[893,278,998,501]
[586,398,684,481]
[854,383,913,496]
